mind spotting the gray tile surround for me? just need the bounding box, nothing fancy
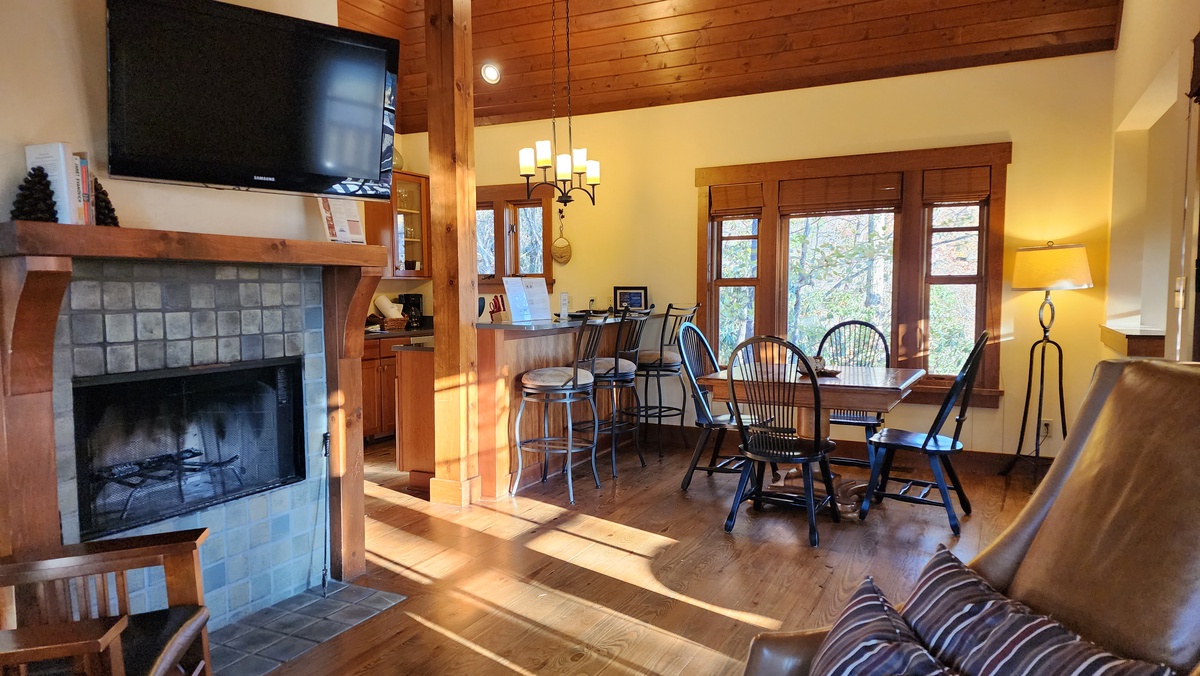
[52,261,330,630]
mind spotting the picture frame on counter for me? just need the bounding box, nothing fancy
[614,285,649,311]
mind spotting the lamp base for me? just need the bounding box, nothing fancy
[999,330,1068,479]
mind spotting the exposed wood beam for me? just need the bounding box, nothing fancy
[427,0,481,507]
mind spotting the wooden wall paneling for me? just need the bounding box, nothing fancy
[323,265,383,580]
[427,0,482,508]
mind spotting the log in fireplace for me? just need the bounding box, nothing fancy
[73,358,304,539]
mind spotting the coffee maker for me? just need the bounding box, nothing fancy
[401,293,423,330]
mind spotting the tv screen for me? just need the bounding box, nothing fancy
[107,0,398,200]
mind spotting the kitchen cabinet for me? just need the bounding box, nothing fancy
[362,337,409,439]
[363,171,431,279]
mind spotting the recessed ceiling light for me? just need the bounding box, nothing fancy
[480,62,501,85]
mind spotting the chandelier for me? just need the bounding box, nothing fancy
[517,0,599,206]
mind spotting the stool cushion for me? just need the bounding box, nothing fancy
[522,367,593,389]
[582,357,638,376]
[637,349,682,365]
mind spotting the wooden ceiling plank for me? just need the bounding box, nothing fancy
[459,0,1113,89]
[468,26,1116,120]
[339,1,408,36]
[454,7,1120,106]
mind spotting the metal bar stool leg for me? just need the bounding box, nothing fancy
[630,385,646,467]
[541,402,550,483]
[588,394,601,488]
[565,398,575,505]
[513,398,528,496]
[677,372,689,448]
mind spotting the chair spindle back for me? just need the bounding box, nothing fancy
[727,336,824,457]
[924,331,989,449]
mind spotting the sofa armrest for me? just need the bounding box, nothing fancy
[742,627,829,676]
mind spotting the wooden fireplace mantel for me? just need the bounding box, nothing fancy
[0,220,387,268]
[0,222,384,619]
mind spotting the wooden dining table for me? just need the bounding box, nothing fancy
[697,365,926,506]
[698,364,926,433]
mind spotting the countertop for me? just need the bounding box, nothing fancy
[365,328,435,339]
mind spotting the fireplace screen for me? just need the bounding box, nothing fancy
[73,358,304,539]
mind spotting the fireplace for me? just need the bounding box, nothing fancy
[73,358,305,539]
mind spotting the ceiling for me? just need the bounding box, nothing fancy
[338,0,1123,135]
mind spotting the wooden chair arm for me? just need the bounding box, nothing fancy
[0,529,208,587]
[0,615,128,666]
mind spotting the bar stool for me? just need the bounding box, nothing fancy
[632,303,699,455]
[577,306,652,477]
[512,311,607,504]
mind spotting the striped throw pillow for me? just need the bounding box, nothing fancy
[810,577,953,676]
[901,545,1028,671]
[958,612,1176,676]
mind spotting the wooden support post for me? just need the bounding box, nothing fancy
[426,0,480,506]
[323,265,382,580]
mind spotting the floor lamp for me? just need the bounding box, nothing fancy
[1000,242,1093,477]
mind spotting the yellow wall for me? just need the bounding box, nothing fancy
[0,0,340,241]
[405,53,1116,455]
[1107,0,1200,358]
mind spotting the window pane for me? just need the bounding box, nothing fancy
[930,204,980,229]
[785,212,893,352]
[517,206,543,274]
[721,239,757,278]
[476,209,495,275]
[722,219,758,237]
[931,231,979,276]
[928,284,977,375]
[717,286,755,364]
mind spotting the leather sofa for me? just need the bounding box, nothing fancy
[742,359,1200,675]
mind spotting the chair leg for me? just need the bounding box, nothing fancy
[801,462,819,547]
[725,461,755,532]
[927,454,961,536]
[875,449,897,503]
[609,387,619,477]
[565,398,576,505]
[588,394,601,489]
[655,372,665,455]
[630,386,647,467]
[752,461,765,511]
[541,402,550,483]
[682,427,711,490]
[677,372,689,448]
[818,456,840,523]
[707,428,727,475]
[513,398,527,496]
[860,442,883,521]
[940,455,971,514]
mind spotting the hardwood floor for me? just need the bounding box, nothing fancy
[277,433,1036,675]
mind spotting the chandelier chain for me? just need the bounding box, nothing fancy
[565,0,573,153]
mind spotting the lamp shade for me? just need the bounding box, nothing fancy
[1012,243,1093,291]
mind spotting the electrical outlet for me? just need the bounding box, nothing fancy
[1040,419,1053,438]
[588,296,596,309]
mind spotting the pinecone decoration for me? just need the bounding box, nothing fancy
[10,166,58,222]
[94,177,119,227]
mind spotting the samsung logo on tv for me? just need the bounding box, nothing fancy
[253,175,276,182]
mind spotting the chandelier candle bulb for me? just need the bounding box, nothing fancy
[586,160,600,185]
[535,140,553,168]
[519,148,535,176]
[556,154,572,181]
[572,148,588,174]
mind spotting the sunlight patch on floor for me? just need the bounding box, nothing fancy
[404,612,540,676]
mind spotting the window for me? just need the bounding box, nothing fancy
[697,144,1009,405]
[476,184,554,291]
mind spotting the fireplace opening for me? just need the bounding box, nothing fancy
[73,358,305,540]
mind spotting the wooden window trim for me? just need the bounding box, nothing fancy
[696,143,1011,408]
[477,184,554,294]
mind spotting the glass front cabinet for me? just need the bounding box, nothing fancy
[364,170,431,279]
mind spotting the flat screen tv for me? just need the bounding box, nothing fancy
[107,0,398,200]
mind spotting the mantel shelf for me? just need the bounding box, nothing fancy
[0,221,387,268]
